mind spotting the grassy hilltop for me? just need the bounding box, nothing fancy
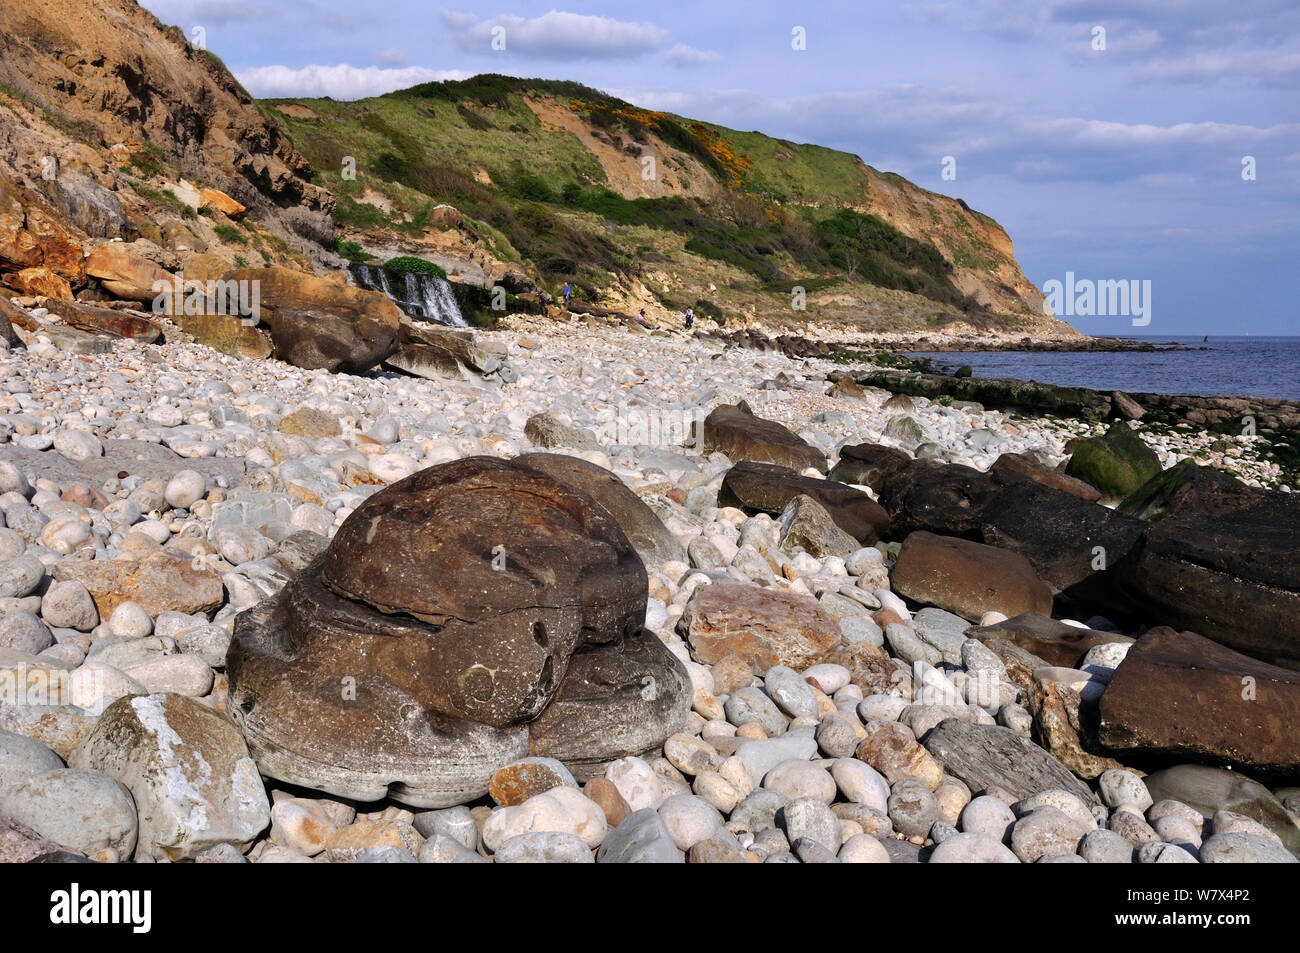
[266,74,1068,333]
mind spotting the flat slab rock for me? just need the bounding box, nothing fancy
[965,612,1132,668]
[922,718,1098,806]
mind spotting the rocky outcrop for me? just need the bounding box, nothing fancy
[226,457,689,808]
[0,0,334,259]
[1099,627,1300,777]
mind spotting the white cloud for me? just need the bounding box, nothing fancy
[236,63,470,99]
[376,48,407,66]
[441,10,671,60]
[663,44,721,67]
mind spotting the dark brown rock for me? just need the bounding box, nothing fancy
[979,479,1145,591]
[718,461,888,544]
[876,461,1000,538]
[990,452,1101,502]
[1099,627,1300,777]
[829,442,911,492]
[228,457,688,808]
[265,307,397,375]
[892,531,1054,622]
[700,403,826,473]
[965,612,1132,668]
[513,452,686,574]
[1120,493,1300,668]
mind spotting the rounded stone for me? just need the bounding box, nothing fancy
[831,758,890,814]
[40,581,98,632]
[1199,832,1298,864]
[838,833,891,863]
[778,796,841,852]
[764,666,819,720]
[52,428,103,463]
[888,782,940,838]
[763,760,836,804]
[164,471,207,510]
[1011,807,1086,863]
[0,608,54,654]
[658,794,723,851]
[929,832,1020,863]
[0,768,137,858]
[494,831,593,863]
[216,527,270,566]
[1099,768,1153,812]
[0,555,45,599]
[960,795,1017,842]
[0,731,65,790]
[108,601,153,639]
[1137,841,1198,863]
[1078,828,1136,863]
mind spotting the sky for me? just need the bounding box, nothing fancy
[140,1,1300,337]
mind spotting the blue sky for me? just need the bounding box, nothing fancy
[141,1,1300,336]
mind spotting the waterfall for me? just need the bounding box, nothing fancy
[347,262,469,327]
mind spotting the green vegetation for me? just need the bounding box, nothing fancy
[385,256,447,278]
[264,74,1014,320]
[213,223,248,245]
[127,143,171,179]
[336,240,374,262]
[133,184,196,218]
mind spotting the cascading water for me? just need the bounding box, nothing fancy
[347,262,469,327]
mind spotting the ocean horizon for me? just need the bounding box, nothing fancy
[906,336,1300,402]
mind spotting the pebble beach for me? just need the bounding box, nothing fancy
[1,308,1297,865]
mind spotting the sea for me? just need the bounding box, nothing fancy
[904,337,1300,402]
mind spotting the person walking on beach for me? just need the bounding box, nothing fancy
[561,282,572,309]
[637,307,651,328]
[683,306,694,330]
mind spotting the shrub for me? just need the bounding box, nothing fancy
[337,240,374,262]
[385,256,447,279]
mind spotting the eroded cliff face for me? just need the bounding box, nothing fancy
[0,0,336,287]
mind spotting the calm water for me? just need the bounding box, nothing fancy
[905,337,1300,402]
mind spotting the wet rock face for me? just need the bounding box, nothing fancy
[227,456,686,808]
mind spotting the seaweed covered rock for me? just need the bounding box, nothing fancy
[1064,423,1161,502]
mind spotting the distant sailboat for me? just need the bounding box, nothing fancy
[1203,335,1208,342]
